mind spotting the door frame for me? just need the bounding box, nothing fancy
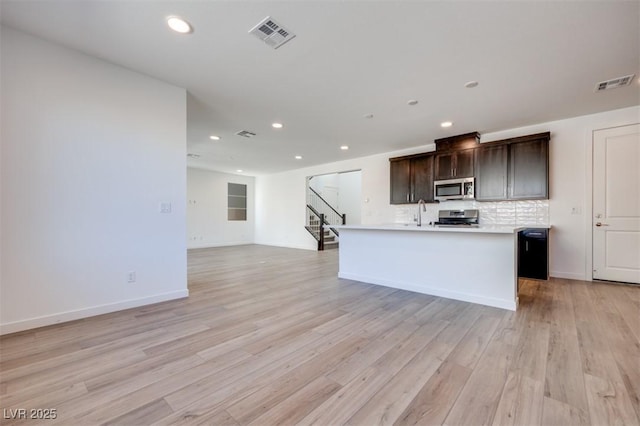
[585,123,640,282]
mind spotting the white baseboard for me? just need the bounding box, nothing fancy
[339,272,516,311]
[187,241,253,249]
[188,241,317,251]
[254,241,317,251]
[0,290,189,336]
[549,271,586,281]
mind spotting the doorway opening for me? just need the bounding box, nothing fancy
[304,170,362,251]
[307,170,362,225]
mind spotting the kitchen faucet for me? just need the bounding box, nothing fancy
[417,199,426,226]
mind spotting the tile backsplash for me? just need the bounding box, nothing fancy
[395,200,549,226]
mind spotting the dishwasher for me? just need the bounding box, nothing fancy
[518,228,549,280]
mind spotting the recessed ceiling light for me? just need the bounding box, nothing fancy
[166,16,193,34]
[209,135,221,141]
[272,122,283,129]
[295,155,302,160]
[236,169,243,173]
[464,81,479,88]
[340,145,349,150]
[441,121,453,128]
[407,100,419,106]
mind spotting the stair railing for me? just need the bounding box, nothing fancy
[307,187,346,236]
[304,207,325,250]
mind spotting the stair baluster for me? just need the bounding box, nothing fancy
[304,188,345,251]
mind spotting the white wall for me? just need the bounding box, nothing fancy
[256,106,640,281]
[309,173,338,194]
[187,168,255,248]
[309,173,339,209]
[256,152,407,250]
[338,171,362,225]
[0,27,188,334]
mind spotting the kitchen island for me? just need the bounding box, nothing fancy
[332,224,524,310]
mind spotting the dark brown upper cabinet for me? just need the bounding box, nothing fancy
[435,148,475,180]
[411,155,435,202]
[476,132,550,201]
[475,144,508,201]
[390,158,411,204]
[508,136,549,199]
[389,153,435,204]
[434,132,480,152]
[433,132,479,180]
[389,131,548,204]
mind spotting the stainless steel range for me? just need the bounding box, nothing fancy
[434,209,479,227]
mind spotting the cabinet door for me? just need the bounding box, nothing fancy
[454,148,475,178]
[509,139,549,199]
[434,153,454,180]
[476,144,508,200]
[435,150,474,180]
[390,159,411,204]
[518,229,548,279]
[411,155,434,202]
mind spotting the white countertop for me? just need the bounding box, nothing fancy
[331,223,550,234]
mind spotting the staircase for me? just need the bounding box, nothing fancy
[305,187,345,251]
[306,212,339,250]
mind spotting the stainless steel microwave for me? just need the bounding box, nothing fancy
[434,177,475,201]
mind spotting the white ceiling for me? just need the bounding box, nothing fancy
[1,1,638,175]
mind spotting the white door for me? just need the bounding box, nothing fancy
[593,124,640,284]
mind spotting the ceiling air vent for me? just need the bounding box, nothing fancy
[595,74,635,91]
[249,16,296,49]
[235,130,257,138]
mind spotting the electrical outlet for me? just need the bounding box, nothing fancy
[127,271,136,283]
[571,207,582,215]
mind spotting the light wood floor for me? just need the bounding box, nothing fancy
[1,245,639,425]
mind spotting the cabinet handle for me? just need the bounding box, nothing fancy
[525,241,529,251]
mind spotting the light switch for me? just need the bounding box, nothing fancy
[160,202,172,213]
